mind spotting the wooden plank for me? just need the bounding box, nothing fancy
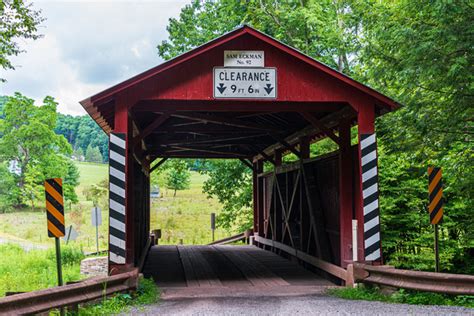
[195,246,247,287]
[216,246,289,286]
[188,246,222,287]
[177,246,199,287]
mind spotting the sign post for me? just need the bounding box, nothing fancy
[44,178,65,286]
[428,167,444,272]
[211,213,216,242]
[91,206,102,254]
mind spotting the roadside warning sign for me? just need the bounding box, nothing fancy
[213,67,276,99]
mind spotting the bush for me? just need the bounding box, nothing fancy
[78,278,159,315]
[47,245,85,266]
[0,243,82,296]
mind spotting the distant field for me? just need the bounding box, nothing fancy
[150,171,227,245]
[0,161,227,250]
[75,161,108,199]
[0,162,109,249]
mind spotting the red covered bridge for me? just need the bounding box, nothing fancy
[80,26,398,287]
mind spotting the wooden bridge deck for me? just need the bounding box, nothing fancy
[143,245,333,289]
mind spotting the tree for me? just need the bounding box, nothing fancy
[22,165,43,209]
[72,147,84,161]
[85,145,103,163]
[84,178,108,207]
[55,114,108,162]
[0,0,44,80]
[158,0,359,73]
[165,160,191,197]
[63,160,80,207]
[200,160,253,231]
[0,163,19,210]
[0,93,72,207]
[347,0,473,272]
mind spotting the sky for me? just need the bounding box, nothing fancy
[0,0,189,115]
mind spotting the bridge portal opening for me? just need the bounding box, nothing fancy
[80,26,398,286]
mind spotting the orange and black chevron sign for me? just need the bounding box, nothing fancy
[428,167,443,225]
[44,178,65,238]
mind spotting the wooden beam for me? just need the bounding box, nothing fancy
[151,126,264,134]
[134,112,171,144]
[239,158,254,171]
[299,112,341,145]
[164,134,269,146]
[254,107,356,161]
[150,158,168,173]
[170,113,279,132]
[260,151,276,165]
[163,146,250,158]
[134,99,343,112]
[157,153,253,159]
[271,135,301,157]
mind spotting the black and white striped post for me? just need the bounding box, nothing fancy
[360,133,381,262]
[109,133,127,265]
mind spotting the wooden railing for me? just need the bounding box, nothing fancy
[253,235,348,282]
[208,230,252,245]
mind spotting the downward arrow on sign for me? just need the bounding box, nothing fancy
[217,83,227,94]
[264,84,274,94]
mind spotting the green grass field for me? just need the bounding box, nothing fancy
[0,161,226,250]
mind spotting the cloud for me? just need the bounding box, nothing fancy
[0,0,188,115]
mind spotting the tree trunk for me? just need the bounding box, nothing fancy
[173,189,177,197]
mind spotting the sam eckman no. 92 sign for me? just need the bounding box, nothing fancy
[213,67,277,99]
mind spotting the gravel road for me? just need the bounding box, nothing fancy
[129,288,473,316]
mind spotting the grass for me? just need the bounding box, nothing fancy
[72,278,159,315]
[327,286,474,308]
[0,162,228,249]
[150,171,229,245]
[0,243,83,296]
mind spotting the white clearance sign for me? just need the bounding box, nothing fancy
[213,67,277,99]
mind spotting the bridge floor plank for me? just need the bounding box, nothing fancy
[143,245,333,288]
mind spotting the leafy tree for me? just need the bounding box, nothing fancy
[84,178,108,207]
[200,160,252,231]
[0,93,72,207]
[85,145,103,163]
[0,163,19,210]
[55,114,108,162]
[22,165,43,209]
[72,147,84,161]
[63,160,80,207]
[0,0,44,80]
[158,0,358,73]
[165,160,191,197]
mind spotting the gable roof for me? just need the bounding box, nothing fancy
[80,25,399,131]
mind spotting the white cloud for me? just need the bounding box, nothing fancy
[0,0,188,115]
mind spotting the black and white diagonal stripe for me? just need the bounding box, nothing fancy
[360,133,381,262]
[109,133,126,264]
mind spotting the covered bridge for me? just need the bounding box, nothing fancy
[80,26,398,282]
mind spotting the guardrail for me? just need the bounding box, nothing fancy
[208,230,252,245]
[253,235,348,282]
[351,263,474,296]
[0,269,139,315]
